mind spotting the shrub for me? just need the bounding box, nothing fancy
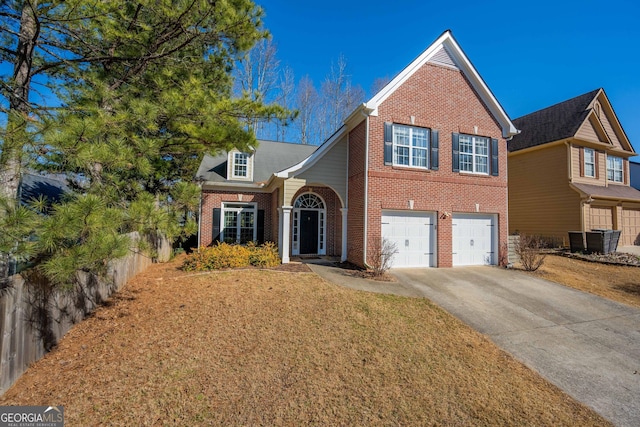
[248,241,280,267]
[515,234,546,272]
[182,242,280,271]
[369,237,398,277]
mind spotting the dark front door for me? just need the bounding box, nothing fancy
[299,210,319,254]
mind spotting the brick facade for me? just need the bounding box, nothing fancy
[359,62,509,267]
[347,121,367,265]
[200,191,273,247]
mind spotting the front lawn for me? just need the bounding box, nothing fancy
[0,257,608,426]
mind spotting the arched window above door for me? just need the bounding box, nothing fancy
[294,193,325,209]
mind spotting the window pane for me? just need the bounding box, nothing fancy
[475,138,488,156]
[239,211,254,243]
[412,148,427,167]
[476,156,488,174]
[459,135,473,154]
[412,128,428,148]
[395,146,409,165]
[460,153,473,172]
[394,125,410,146]
[223,211,237,243]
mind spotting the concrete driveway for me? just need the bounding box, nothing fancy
[307,262,640,427]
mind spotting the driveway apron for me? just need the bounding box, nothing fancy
[390,267,640,427]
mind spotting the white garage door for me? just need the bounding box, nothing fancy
[381,211,436,268]
[452,213,497,266]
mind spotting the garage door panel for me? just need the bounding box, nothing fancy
[621,209,640,246]
[381,211,435,268]
[452,214,496,266]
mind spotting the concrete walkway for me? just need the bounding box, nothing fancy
[306,262,640,427]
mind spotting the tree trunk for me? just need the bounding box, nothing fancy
[0,0,40,201]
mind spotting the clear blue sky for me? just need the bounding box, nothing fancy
[257,0,640,160]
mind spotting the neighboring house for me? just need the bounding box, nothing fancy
[19,172,69,208]
[508,89,640,246]
[197,30,518,267]
[631,161,640,191]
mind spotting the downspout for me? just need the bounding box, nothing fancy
[363,113,370,267]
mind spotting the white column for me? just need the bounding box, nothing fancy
[281,206,293,264]
[277,207,283,257]
[340,208,348,262]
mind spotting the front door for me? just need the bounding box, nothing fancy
[299,210,319,254]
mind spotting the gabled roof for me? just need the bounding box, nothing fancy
[508,89,599,152]
[196,140,317,185]
[350,30,518,138]
[508,88,635,154]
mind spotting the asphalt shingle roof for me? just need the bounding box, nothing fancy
[572,182,640,202]
[508,89,601,152]
[196,140,317,184]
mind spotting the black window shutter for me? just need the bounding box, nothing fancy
[384,122,393,165]
[491,138,499,176]
[257,209,265,244]
[430,129,439,170]
[452,133,460,172]
[212,208,221,244]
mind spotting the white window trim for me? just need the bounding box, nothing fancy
[584,148,595,178]
[607,155,623,183]
[459,134,489,175]
[291,192,326,256]
[392,124,430,169]
[220,202,257,243]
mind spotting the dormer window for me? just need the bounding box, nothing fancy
[227,151,253,180]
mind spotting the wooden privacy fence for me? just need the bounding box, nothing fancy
[0,232,171,395]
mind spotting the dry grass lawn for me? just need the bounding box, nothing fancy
[0,257,609,426]
[527,254,640,308]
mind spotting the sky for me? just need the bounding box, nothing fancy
[256,0,640,160]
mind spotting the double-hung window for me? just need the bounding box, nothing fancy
[232,152,249,178]
[459,134,489,174]
[607,156,623,182]
[584,148,595,177]
[393,124,430,168]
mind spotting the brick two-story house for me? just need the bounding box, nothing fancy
[508,88,640,246]
[197,30,518,267]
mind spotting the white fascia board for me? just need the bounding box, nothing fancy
[366,30,518,138]
[274,125,347,178]
[201,181,267,192]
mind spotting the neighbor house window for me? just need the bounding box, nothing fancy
[393,124,429,168]
[221,203,256,243]
[232,152,249,178]
[607,156,623,182]
[459,134,489,174]
[584,148,595,177]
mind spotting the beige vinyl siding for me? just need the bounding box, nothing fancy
[575,116,607,144]
[570,144,605,186]
[283,178,306,206]
[508,144,582,242]
[598,106,623,150]
[298,135,348,206]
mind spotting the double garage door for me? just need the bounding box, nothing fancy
[588,206,640,246]
[381,211,496,268]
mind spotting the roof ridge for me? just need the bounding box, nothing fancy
[514,88,601,121]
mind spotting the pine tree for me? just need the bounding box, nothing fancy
[1,0,291,287]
